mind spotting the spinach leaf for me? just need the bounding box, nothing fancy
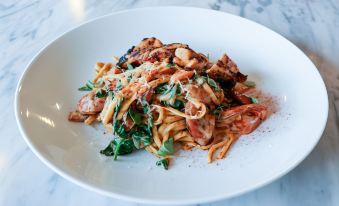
[127,64,134,70]
[115,79,123,91]
[157,138,175,156]
[156,158,169,170]
[195,76,221,92]
[78,81,94,91]
[155,83,168,94]
[100,138,134,159]
[95,89,107,98]
[128,108,142,125]
[100,141,115,156]
[162,99,184,110]
[166,63,176,68]
[206,76,221,91]
[127,73,133,82]
[213,103,231,115]
[251,97,259,104]
[113,138,134,160]
[113,121,128,138]
[131,127,151,149]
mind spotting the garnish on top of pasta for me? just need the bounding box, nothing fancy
[68,37,268,170]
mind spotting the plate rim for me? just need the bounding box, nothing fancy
[14,6,329,205]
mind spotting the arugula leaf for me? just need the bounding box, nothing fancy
[156,158,169,170]
[112,138,134,160]
[131,127,151,149]
[108,91,115,100]
[244,80,256,88]
[195,75,221,92]
[116,79,123,91]
[78,81,94,91]
[128,108,142,125]
[251,97,259,104]
[206,76,221,91]
[157,138,175,156]
[213,103,231,115]
[95,89,107,98]
[100,138,134,159]
[127,73,133,82]
[155,83,168,94]
[166,63,176,68]
[100,141,115,156]
[162,99,184,110]
[127,64,134,70]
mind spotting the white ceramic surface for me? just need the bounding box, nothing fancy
[15,7,328,205]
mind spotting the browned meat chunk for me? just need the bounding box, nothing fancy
[68,111,88,122]
[207,54,247,85]
[77,92,106,115]
[173,48,208,73]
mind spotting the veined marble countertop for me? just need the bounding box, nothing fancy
[1,0,339,205]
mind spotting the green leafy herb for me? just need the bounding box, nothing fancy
[128,108,142,125]
[244,80,256,88]
[205,76,221,91]
[100,141,115,156]
[195,75,221,92]
[116,79,123,91]
[156,158,169,170]
[162,99,184,110]
[166,63,176,68]
[127,73,133,82]
[213,103,231,115]
[78,81,94,91]
[108,91,115,100]
[100,138,134,159]
[131,127,151,149]
[157,138,175,156]
[112,138,134,160]
[251,97,259,104]
[127,64,134,70]
[155,83,168,94]
[95,89,107,98]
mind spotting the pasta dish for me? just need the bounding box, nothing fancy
[68,38,268,169]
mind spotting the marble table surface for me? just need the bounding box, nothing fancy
[1,0,339,205]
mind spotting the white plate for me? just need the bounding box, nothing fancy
[15,7,328,205]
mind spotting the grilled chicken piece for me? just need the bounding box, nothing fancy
[117,37,164,67]
[173,48,208,73]
[77,91,106,115]
[216,104,267,134]
[118,39,201,69]
[163,43,189,52]
[134,37,163,51]
[68,111,88,122]
[207,54,247,87]
[185,102,215,146]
